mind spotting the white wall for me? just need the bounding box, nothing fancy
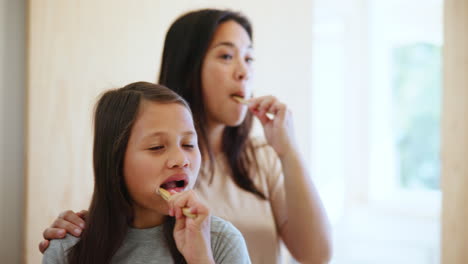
[0,0,25,263]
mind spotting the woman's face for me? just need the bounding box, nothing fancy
[123,101,201,227]
[201,20,254,127]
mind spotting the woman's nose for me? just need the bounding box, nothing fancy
[235,60,250,81]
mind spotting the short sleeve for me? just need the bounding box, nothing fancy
[257,142,288,232]
[210,217,251,264]
[42,239,67,264]
[42,234,79,264]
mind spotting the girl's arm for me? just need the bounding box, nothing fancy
[248,96,332,264]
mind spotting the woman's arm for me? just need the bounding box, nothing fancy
[278,148,332,264]
[248,96,332,264]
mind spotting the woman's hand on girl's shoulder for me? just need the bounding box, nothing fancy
[39,210,88,253]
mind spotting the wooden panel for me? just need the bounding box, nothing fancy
[25,1,166,262]
[441,0,468,263]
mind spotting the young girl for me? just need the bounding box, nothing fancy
[42,82,250,264]
[41,9,332,263]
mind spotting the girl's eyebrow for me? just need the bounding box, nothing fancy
[142,131,196,140]
[181,131,196,136]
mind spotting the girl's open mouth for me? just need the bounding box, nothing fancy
[160,178,188,193]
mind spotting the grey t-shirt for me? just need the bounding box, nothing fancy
[42,216,251,264]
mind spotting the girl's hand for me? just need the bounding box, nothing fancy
[248,96,297,157]
[39,210,88,253]
[167,190,214,264]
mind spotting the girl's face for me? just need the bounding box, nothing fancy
[201,20,254,127]
[123,101,201,227]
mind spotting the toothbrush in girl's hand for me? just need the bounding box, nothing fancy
[158,188,196,219]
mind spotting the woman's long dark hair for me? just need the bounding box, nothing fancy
[159,9,266,200]
[67,82,187,264]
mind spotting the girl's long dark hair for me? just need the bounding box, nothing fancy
[67,82,188,264]
[159,9,266,200]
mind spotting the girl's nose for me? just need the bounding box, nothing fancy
[167,147,189,168]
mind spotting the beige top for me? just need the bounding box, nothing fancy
[195,138,287,264]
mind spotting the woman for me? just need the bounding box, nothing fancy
[40,9,331,263]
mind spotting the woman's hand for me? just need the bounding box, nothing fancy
[248,96,297,157]
[38,210,88,253]
[167,190,214,264]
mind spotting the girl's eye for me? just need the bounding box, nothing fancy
[183,144,195,149]
[149,146,164,151]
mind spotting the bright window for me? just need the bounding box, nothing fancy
[311,0,443,263]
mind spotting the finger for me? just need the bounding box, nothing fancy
[43,227,66,240]
[267,102,286,117]
[170,190,201,219]
[257,97,276,113]
[76,210,89,221]
[167,192,187,219]
[189,203,210,226]
[249,96,274,113]
[39,239,50,254]
[49,218,82,237]
[247,96,267,111]
[251,108,270,126]
[59,210,86,229]
[173,214,186,232]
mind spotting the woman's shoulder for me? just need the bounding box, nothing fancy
[247,136,280,170]
[248,136,276,157]
[249,135,268,148]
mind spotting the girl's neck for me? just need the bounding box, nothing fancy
[132,206,166,229]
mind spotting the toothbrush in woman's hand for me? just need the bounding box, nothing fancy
[232,95,249,104]
[232,95,275,119]
[159,188,196,219]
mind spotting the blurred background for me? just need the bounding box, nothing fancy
[1,0,462,263]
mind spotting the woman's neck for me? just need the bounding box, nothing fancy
[205,122,225,156]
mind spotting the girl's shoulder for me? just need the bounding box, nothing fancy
[43,234,80,263]
[210,215,242,237]
[209,216,251,263]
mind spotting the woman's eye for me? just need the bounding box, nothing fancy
[183,144,195,149]
[220,54,233,60]
[246,57,254,63]
[149,146,164,151]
